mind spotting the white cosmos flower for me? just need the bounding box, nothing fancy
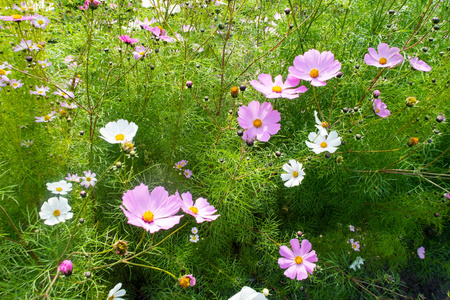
[280,159,305,187]
[107,283,126,300]
[314,110,329,136]
[349,256,364,270]
[39,197,73,225]
[229,286,267,300]
[305,130,341,154]
[99,119,138,144]
[46,180,72,195]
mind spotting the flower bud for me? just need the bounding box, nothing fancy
[373,90,381,98]
[284,8,291,15]
[407,137,419,147]
[230,86,239,98]
[185,80,193,88]
[59,260,73,276]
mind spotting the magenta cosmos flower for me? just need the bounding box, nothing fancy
[408,56,431,72]
[118,35,138,45]
[250,74,307,99]
[59,260,73,276]
[364,43,403,68]
[278,239,318,280]
[121,184,183,233]
[180,192,220,223]
[373,99,390,118]
[237,100,281,142]
[0,14,36,22]
[288,49,341,87]
[150,26,175,43]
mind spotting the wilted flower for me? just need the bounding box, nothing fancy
[407,137,419,147]
[107,283,126,300]
[405,96,419,107]
[179,274,196,288]
[121,184,183,233]
[39,196,73,225]
[305,131,341,154]
[281,159,305,187]
[288,49,341,86]
[230,86,239,98]
[278,239,318,280]
[99,119,138,144]
[250,74,307,99]
[350,238,360,251]
[417,246,425,259]
[60,101,78,109]
[408,56,431,72]
[373,90,381,98]
[364,43,403,68]
[349,256,364,270]
[59,260,73,276]
[113,240,129,256]
[237,100,281,142]
[46,180,72,195]
[180,191,220,223]
[80,170,97,188]
[373,99,390,118]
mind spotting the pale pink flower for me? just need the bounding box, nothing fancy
[30,85,49,96]
[373,99,390,118]
[350,238,360,251]
[237,100,281,142]
[408,56,431,72]
[417,246,425,259]
[118,35,138,45]
[364,43,403,68]
[250,74,307,99]
[9,79,24,89]
[180,192,220,223]
[80,170,97,188]
[35,112,56,122]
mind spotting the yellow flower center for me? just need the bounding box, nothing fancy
[292,171,298,178]
[139,51,145,55]
[61,92,66,96]
[13,83,18,86]
[310,68,319,78]
[86,177,91,182]
[189,207,198,214]
[0,69,5,75]
[108,295,114,300]
[295,256,303,264]
[115,134,125,141]
[179,277,190,288]
[44,115,51,121]
[124,142,134,149]
[353,244,357,248]
[143,211,154,223]
[379,57,387,65]
[176,164,182,169]
[320,142,327,148]
[253,119,262,128]
[12,14,23,20]
[37,44,43,49]
[376,108,380,113]
[53,209,61,217]
[38,91,43,94]
[158,25,163,31]
[272,86,282,93]
[321,121,328,128]
[56,187,62,192]
[38,20,44,25]
[21,7,26,10]
[60,109,67,115]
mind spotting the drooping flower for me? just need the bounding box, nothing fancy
[46,180,72,195]
[305,131,341,154]
[288,49,341,86]
[30,14,50,28]
[0,14,36,22]
[229,286,268,300]
[99,119,138,144]
[35,112,56,122]
[350,238,360,251]
[30,85,49,96]
[349,256,364,270]
[133,45,151,60]
[107,283,126,300]
[373,99,390,118]
[39,196,73,225]
[118,35,139,45]
[10,79,24,89]
[313,110,328,136]
[281,159,305,187]
[65,173,80,182]
[278,238,318,280]
[250,74,307,99]
[237,100,281,142]
[59,260,73,276]
[179,274,196,288]
[21,139,33,147]
[183,169,192,179]
[54,89,74,99]
[120,184,183,233]
[408,56,431,72]
[180,192,220,223]
[80,170,97,188]
[349,225,355,232]
[38,59,52,68]
[190,234,199,243]
[364,43,403,68]
[417,246,425,259]
[191,227,198,234]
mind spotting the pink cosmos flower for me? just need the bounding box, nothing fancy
[364,43,403,68]
[417,247,425,259]
[80,170,97,188]
[38,59,52,68]
[180,192,220,223]
[9,79,24,89]
[278,239,318,280]
[54,89,74,99]
[0,15,36,22]
[59,260,73,276]
[174,160,188,169]
[373,99,390,118]
[350,238,360,251]
[137,17,157,30]
[30,85,49,96]
[182,25,195,32]
[35,112,56,122]
[60,101,78,109]
[183,169,192,179]
[118,35,138,45]
[65,173,80,182]
[150,26,175,43]
[250,74,307,99]
[408,56,431,72]
[349,225,355,232]
[120,184,183,233]
[13,39,31,52]
[179,274,196,288]
[31,14,50,29]
[133,45,151,60]
[288,49,341,87]
[237,100,281,142]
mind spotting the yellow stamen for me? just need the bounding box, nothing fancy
[143,211,154,223]
[320,142,327,148]
[179,277,190,288]
[139,51,145,55]
[0,70,6,75]
[56,187,62,192]
[253,119,262,128]
[108,295,114,300]
[376,108,380,113]
[12,14,23,20]
[44,115,51,121]
[60,109,67,116]
[292,171,298,178]
[295,256,303,264]
[38,91,43,94]
[53,209,60,217]
[115,134,125,141]
[379,57,387,65]
[310,68,319,78]
[353,244,357,248]
[189,207,198,214]
[272,86,282,93]
[38,20,44,25]
[86,177,91,182]
[157,25,163,31]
